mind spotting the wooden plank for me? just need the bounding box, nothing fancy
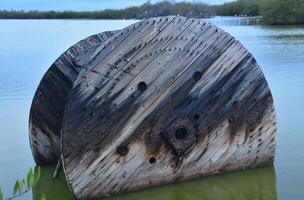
[29,30,118,164]
[60,16,277,199]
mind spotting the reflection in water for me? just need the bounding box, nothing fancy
[33,166,277,200]
[32,166,74,200]
[269,34,304,40]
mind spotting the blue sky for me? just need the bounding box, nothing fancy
[0,0,233,11]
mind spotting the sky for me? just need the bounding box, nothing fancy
[0,0,233,11]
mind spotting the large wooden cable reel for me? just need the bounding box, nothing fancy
[29,16,277,200]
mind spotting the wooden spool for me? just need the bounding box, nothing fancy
[29,31,117,164]
[30,16,277,200]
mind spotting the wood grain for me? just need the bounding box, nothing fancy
[60,16,277,199]
[29,31,117,164]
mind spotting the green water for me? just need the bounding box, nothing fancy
[32,166,276,200]
[0,17,303,199]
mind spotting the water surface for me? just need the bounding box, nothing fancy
[0,17,303,200]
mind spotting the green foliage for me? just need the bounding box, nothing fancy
[213,0,304,25]
[0,1,212,19]
[34,166,41,185]
[27,168,35,188]
[13,179,27,196]
[13,181,19,196]
[2,166,41,200]
[41,193,47,200]
[212,0,259,16]
[19,180,25,194]
[0,0,302,25]
[0,187,3,200]
[260,0,304,25]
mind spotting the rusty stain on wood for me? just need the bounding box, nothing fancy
[29,16,277,200]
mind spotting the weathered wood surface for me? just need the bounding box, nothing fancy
[60,16,277,200]
[29,31,117,164]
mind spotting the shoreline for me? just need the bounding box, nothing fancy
[1,0,303,26]
[0,16,303,26]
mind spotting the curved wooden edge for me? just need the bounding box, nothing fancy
[29,30,119,165]
[59,16,277,199]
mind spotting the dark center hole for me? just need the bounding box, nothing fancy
[149,157,156,164]
[137,81,147,92]
[175,127,188,140]
[193,114,200,121]
[192,71,202,81]
[116,145,129,156]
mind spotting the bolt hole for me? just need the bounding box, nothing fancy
[193,114,200,121]
[192,71,202,81]
[116,145,129,156]
[175,127,188,140]
[149,157,156,164]
[137,81,147,92]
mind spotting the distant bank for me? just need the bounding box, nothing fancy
[0,0,303,25]
[213,0,304,25]
[0,1,212,20]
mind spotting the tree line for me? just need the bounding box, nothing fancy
[213,0,304,25]
[0,0,303,25]
[0,1,211,20]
